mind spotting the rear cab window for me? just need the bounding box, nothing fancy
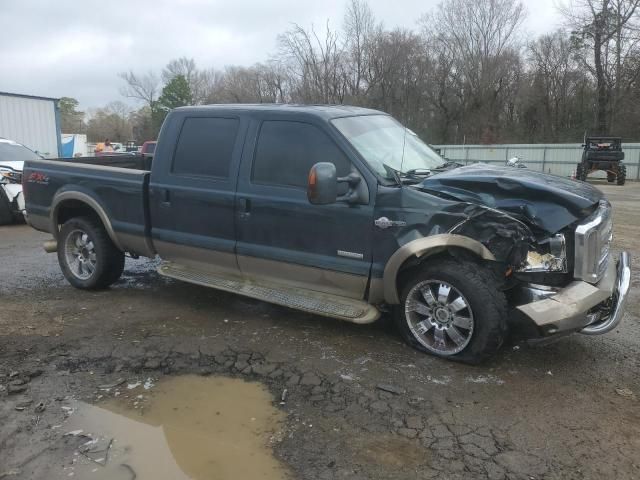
[251,120,351,189]
[172,117,240,179]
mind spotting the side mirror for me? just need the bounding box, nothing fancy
[308,162,338,205]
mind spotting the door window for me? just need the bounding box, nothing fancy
[172,117,240,179]
[252,120,351,188]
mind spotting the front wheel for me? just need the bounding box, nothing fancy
[576,163,587,181]
[617,162,626,185]
[57,216,125,289]
[394,259,508,364]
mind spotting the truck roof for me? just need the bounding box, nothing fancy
[174,104,384,120]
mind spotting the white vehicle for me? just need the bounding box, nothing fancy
[0,138,42,225]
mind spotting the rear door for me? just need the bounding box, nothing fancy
[149,111,247,274]
[235,117,375,299]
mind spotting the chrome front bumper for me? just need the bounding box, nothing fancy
[516,252,631,336]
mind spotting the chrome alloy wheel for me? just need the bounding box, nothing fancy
[405,280,474,355]
[64,229,97,280]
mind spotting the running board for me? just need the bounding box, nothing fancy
[158,262,380,324]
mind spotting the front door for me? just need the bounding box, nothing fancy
[149,113,247,274]
[235,118,374,299]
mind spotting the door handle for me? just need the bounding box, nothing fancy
[160,188,171,207]
[238,197,251,218]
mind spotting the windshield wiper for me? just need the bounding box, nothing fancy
[432,160,463,171]
[383,165,436,186]
[403,168,432,177]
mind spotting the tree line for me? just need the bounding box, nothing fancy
[61,0,640,145]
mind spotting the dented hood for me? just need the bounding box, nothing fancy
[417,164,603,233]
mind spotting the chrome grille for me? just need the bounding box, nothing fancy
[574,200,612,284]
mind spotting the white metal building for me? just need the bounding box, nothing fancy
[434,143,640,180]
[0,91,62,158]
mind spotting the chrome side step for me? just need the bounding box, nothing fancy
[158,262,380,324]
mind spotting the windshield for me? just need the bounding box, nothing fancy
[0,140,41,162]
[331,115,445,181]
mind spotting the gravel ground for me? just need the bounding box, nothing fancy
[0,181,639,480]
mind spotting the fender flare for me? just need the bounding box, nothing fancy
[51,191,123,251]
[382,234,496,304]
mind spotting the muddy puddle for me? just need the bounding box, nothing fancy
[60,375,290,479]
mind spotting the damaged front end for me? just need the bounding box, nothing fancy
[375,164,630,339]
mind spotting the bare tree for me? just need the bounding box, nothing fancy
[559,0,640,133]
[278,21,348,103]
[162,57,209,104]
[422,0,526,142]
[118,71,160,111]
[343,0,377,100]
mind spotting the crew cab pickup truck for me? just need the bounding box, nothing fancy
[23,105,631,363]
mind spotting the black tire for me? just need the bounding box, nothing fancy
[617,162,626,185]
[607,172,615,183]
[0,190,13,226]
[576,163,587,181]
[394,258,508,364]
[57,216,125,289]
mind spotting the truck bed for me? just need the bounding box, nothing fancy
[57,154,153,170]
[23,157,154,257]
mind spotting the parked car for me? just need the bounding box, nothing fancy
[0,138,42,225]
[140,141,156,155]
[22,105,630,363]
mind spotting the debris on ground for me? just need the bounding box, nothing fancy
[98,378,125,390]
[79,437,113,466]
[376,384,406,395]
[0,469,21,478]
[280,388,288,404]
[34,402,46,413]
[615,387,634,398]
[14,399,33,411]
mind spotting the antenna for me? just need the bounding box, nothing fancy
[399,125,408,174]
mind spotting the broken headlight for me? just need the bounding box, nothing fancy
[0,168,22,184]
[518,234,567,273]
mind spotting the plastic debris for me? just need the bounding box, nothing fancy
[376,384,406,395]
[98,378,125,390]
[615,387,634,398]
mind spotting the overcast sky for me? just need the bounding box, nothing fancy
[0,0,562,110]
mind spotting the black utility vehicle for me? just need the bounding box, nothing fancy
[23,105,630,363]
[577,136,626,185]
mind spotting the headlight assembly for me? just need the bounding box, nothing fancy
[0,168,22,184]
[518,234,567,273]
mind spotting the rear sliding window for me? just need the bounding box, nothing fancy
[252,120,351,188]
[172,117,239,178]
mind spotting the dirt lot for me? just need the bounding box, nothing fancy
[1,181,639,480]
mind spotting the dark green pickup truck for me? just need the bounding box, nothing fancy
[23,105,630,363]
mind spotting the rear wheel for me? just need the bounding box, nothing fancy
[576,163,587,181]
[0,190,13,226]
[394,258,508,364]
[57,216,125,289]
[617,162,626,185]
[607,172,616,183]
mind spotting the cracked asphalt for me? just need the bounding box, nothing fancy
[1,181,639,480]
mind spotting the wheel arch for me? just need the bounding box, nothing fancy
[383,234,496,304]
[51,191,123,251]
